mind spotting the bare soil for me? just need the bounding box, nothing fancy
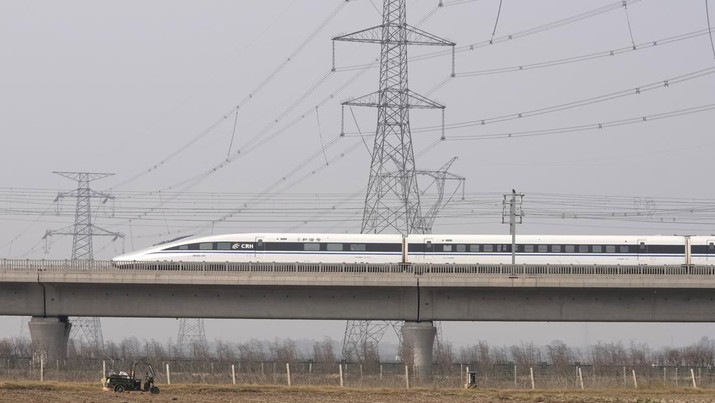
[2,382,715,403]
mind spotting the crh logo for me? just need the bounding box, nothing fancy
[232,243,254,250]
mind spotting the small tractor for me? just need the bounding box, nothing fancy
[104,361,160,394]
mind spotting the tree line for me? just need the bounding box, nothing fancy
[0,336,713,369]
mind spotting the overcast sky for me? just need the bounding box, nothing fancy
[1,0,714,350]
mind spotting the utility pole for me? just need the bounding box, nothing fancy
[44,171,123,356]
[502,190,524,264]
[333,0,455,364]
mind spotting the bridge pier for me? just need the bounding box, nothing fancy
[402,321,436,383]
[28,316,71,362]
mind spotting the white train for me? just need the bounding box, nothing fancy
[111,233,715,265]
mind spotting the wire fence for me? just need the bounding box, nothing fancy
[1,357,713,389]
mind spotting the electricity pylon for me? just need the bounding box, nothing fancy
[44,171,123,356]
[414,157,466,233]
[177,318,209,358]
[333,0,455,362]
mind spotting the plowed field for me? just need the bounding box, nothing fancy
[2,383,715,403]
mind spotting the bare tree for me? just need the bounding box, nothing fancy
[268,339,301,363]
[215,340,236,361]
[238,339,266,363]
[546,340,574,374]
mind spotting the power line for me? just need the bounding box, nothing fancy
[455,29,712,78]
[443,103,715,141]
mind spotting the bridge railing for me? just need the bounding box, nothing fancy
[0,259,412,274]
[415,264,715,276]
[1,259,715,276]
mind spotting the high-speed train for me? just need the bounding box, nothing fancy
[111,233,715,265]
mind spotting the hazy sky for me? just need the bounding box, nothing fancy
[1,0,714,350]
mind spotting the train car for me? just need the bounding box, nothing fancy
[689,236,715,265]
[405,234,688,265]
[111,233,404,264]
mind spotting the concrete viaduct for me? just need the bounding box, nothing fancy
[1,259,715,378]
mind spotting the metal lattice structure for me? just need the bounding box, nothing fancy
[412,157,466,233]
[177,318,209,358]
[43,171,123,355]
[333,0,455,362]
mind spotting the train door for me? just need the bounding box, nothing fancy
[637,239,647,262]
[424,238,434,261]
[254,236,265,260]
[707,240,715,262]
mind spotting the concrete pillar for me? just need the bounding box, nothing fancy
[401,321,436,383]
[29,316,71,362]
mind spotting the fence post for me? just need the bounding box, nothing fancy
[166,363,171,385]
[578,367,584,390]
[530,367,535,390]
[40,356,44,382]
[623,366,626,388]
[514,364,517,388]
[102,360,106,385]
[339,364,344,387]
[286,363,291,386]
[405,365,410,389]
[632,369,638,389]
[691,368,697,388]
[232,364,236,385]
[676,367,678,387]
[380,364,383,381]
[465,366,469,389]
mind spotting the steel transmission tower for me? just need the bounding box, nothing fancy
[333,0,455,362]
[414,157,466,233]
[44,171,123,355]
[177,318,209,358]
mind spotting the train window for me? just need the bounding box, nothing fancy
[178,245,189,250]
[524,245,534,253]
[443,245,453,252]
[619,245,629,253]
[350,244,366,251]
[469,244,480,252]
[216,242,232,250]
[552,245,561,253]
[304,243,320,251]
[537,245,548,253]
[327,243,343,251]
[709,242,715,250]
[456,244,466,252]
[565,245,575,253]
[199,243,213,250]
[606,245,616,253]
[592,245,602,253]
[483,244,494,252]
[639,242,646,250]
[578,245,588,253]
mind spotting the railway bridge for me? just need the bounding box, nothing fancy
[2,259,715,378]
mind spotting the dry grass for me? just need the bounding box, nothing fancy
[1,382,715,403]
